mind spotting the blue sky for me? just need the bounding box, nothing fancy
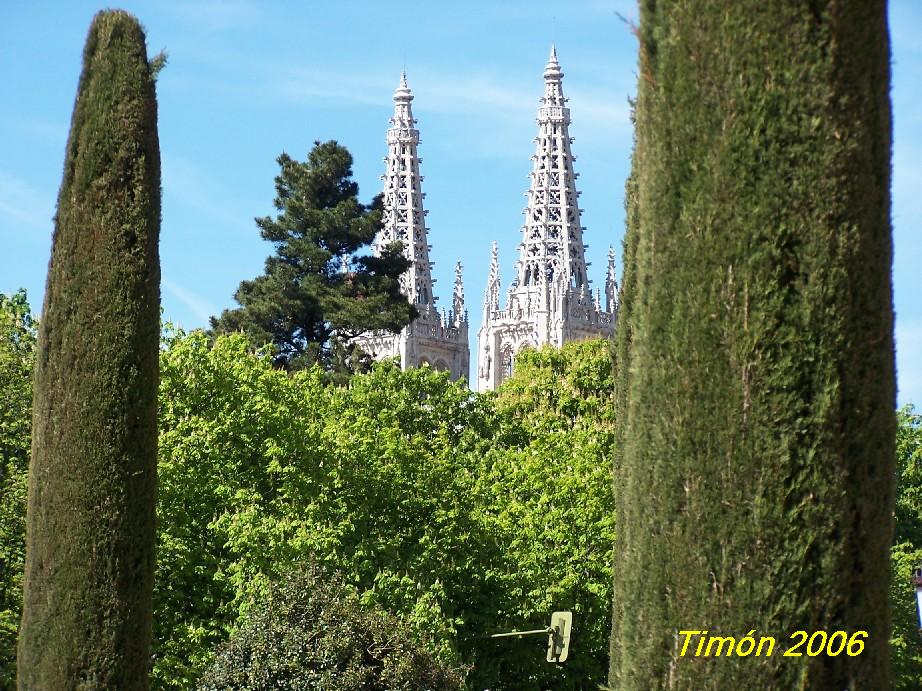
[1,1,919,405]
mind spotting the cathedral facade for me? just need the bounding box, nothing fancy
[356,48,617,390]
[353,74,470,384]
[476,46,617,391]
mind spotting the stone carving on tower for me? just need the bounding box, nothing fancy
[354,73,470,383]
[477,46,617,391]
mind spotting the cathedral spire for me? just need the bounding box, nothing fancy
[375,72,436,309]
[515,45,589,294]
[354,72,470,385]
[477,47,615,392]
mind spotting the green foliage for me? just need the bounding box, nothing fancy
[891,407,922,688]
[211,141,416,371]
[152,328,326,686]
[468,342,615,689]
[17,10,161,689]
[0,291,35,690]
[153,330,483,684]
[4,312,920,688]
[197,564,467,690]
[612,2,894,688]
[152,332,615,689]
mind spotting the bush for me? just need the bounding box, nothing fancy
[197,564,467,690]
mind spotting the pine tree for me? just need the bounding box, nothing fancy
[610,2,895,688]
[211,141,416,371]
[17,10,161,689]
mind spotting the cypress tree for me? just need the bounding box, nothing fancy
[18,10,161,689]
[610,2,894,688]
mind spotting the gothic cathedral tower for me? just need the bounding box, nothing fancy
[355,73,470,383]
[477,47,617,391]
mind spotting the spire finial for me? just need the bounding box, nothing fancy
[544,44,563,80]
[394,71,413,103]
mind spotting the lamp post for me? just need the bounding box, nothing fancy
[489,611,573,663]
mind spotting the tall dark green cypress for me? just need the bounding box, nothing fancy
[18,11,160,689]
[610,2,894,688]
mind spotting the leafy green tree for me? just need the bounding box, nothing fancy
[0,291,35,689]
[611,2,895,689]
[468,341,616,690]
[153,331,484,684]
[197,564,467,690]
[17,10,161,689]
[152,332,616,690]
[891,406,922,688]
[152,328,326,687]
[211,141,416,371]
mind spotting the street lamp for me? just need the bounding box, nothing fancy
[489,611,573,663]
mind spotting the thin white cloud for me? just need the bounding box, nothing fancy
[477,0,637,23]
[0,171,54,230]
[270,69,394,108]
[163,278,217,324]
[264,64,629,162]
[896,318,922,407]
[273,64,629,132]
[161,153,251,232]
[161,0,263,33]
[8,118,68,144]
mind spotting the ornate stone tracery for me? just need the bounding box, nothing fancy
[353,73,470,383]
[476,46,618,391]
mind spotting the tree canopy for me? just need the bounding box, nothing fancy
[0,291,35,690]
[197,564,467,691]
[151,331,616,689]
[890,406,922,688]
[1,306,919,689]
[211,141,416,370]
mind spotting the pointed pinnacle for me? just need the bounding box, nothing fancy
[394,71,413,103]
[544,44,563,80]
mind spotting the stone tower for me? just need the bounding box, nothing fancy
[477,47,616,391]
[355,73,470,383]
